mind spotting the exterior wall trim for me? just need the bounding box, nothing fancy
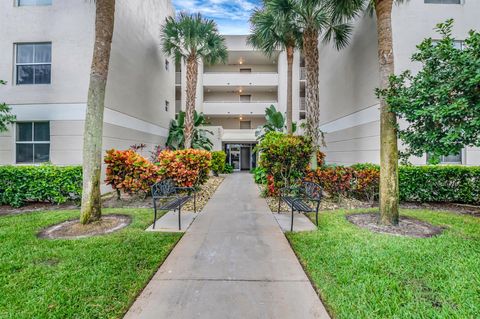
[320,103,380,133]
[10,103,169,137]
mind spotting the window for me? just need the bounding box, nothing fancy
[239,94,251,102]
[16,122,50,163]
[424,0,461,4]
[165,59,170,71]
[17,0,52,6]
[15,43,52,85]
[427,151,463,164]
[165,100,170,112]
[240,121,251,129]
[240,68,252,73]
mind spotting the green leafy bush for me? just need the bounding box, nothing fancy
[0,165,82,207]
[211,151,226,176]
[224,163,234,174]
[307,163,480,204]
[257,132,312,195]
[251,167,267,184]
[399,165,480,204]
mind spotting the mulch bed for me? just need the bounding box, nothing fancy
[38,214,132,239]
[102,175,225,212]
[346,213,443,238]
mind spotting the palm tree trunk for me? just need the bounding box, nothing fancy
[80,0,115,225]
[303,28,320,169]
[286,46,294,135]
[184,55,198,149]
[375,0,399,225]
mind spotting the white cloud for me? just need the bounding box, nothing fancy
[172,0,260,30]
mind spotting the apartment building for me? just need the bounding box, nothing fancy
[0,0,176,165]
[176,35,305,171]
[318,0,480,166]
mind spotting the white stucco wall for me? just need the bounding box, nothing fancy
[318,0,480,166]
[0,0,175,165]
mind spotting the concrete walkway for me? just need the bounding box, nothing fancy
[124,173,330,319]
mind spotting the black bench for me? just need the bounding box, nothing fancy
[152,179,197,230]
[278,181,323,231]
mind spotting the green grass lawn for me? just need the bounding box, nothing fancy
[287,209,480,319]
[0,208,181,319]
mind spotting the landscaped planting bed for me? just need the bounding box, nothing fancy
[0,208,181,318]
[287,209,480,319]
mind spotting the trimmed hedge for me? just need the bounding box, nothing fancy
[399,165,480,204]
[307,164,480,204]
[0,165,82,207]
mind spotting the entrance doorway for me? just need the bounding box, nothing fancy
[225,143,257,171]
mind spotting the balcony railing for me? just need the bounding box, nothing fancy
[300,67,306,80]
[203,101,277,115]
[203,72,278,86]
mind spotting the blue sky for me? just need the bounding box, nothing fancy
[172,0,261,35]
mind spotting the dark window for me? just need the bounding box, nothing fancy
[165,100,170,112]
[16,122,50,163]
[165,59,170,71]
[16,43,51,85]
[240,94,251,102]
[240,121,251,129]
[240,68,252,73]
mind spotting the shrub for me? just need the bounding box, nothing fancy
[351,165,380,202]
[252,167,267,184]
[0,165,82,207]
[104,149,159,196]
[224,163,234,174]
[211,151,226,176]
[257,132,312,195]
[305,166,354,199]
[157,149,211,187]
[399,165,480,204]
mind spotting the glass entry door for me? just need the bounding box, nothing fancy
[229,145,241,171]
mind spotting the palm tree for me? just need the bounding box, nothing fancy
[80,0,115,224]
[161,13,227,149]
[370,0,406,225]
[248,0,302,135]
[166,111,213,151]
[291,0,361,168]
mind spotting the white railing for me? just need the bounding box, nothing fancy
[300,67,306,80]
[203,72,278,86]
[203,101,277,115]
[203,100,277,104]
[175,72,181,84]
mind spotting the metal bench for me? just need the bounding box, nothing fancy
[152,179,196,230]
[278,181,323,231]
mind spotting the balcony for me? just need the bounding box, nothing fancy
[203,101,277,115]
[222,129,257,142]
[203,72,278,87]
[300,67,306,81]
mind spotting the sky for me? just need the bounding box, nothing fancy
[172,0,262,35]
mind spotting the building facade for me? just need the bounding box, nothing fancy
[176,35,305,171]
[318,0,480,166]
[0,0,175,165]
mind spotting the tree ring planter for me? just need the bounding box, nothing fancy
[346,213,443,238]
[38,214,132,240]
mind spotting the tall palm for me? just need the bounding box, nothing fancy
[292,0,361,168]
[162,13,227,149]
[80,0,115,224]
[371,0,406,225]
[248,0,302,135]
